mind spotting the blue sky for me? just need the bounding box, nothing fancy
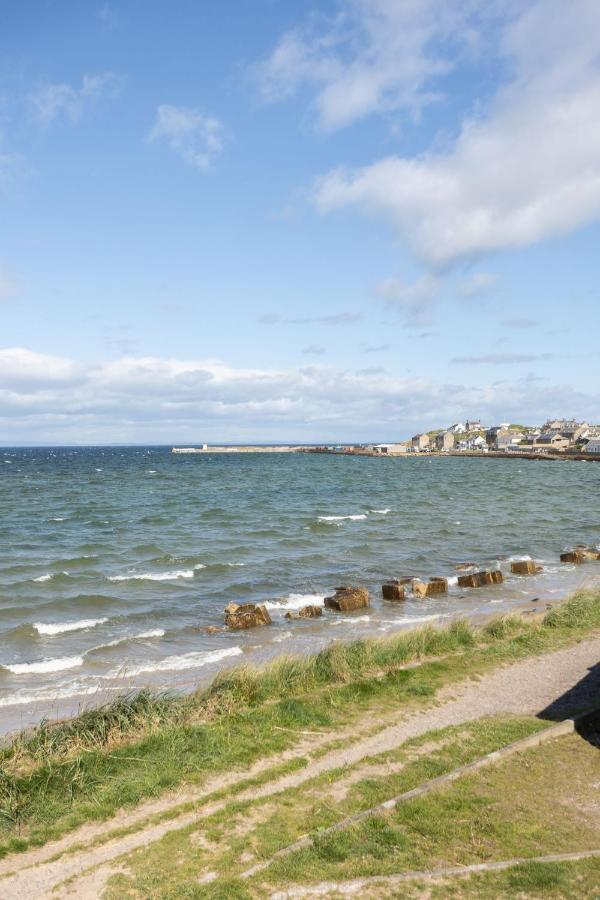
[1,0,599,443]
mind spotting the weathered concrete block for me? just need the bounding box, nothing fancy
[429,577,449,592]
[581,548,600,561]
[224,602,272,629]
[412,578,447,598]
[458,570,503,588]
[560,551,585,564]
[324,587,370,612]
[285,605,323,619]
[382,581,405,601]
[511,560,542,575]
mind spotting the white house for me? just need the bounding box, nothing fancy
[585,439,600,454]
[458,435,487,451]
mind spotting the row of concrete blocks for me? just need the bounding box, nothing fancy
[219,546,598,627]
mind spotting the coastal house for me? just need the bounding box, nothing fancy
[434,431,455,452]
[585,439,600,454]
[534,434,570,452]
[448,422,466,433]
[542,419,588,443]
[459,434,487,451]
[494,430,522,451]
[411,433,430,451]
[465,419,486,431]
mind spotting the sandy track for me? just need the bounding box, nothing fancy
[1,636,598,899]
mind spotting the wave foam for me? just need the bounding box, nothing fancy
[33,618,108,636]
[3,656,84,675]
[93,629,166,651]
[106,646,242,677]
[331,615,371,625]
[265,593,326,611]
[33,571,69,583]
[272,630,293,643]
[318,514,367,522]
[108,569,195,582]
[370,508,391,515]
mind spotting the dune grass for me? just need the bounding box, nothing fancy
[0,589,599,856]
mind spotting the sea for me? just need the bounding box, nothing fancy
[1,447,599,737]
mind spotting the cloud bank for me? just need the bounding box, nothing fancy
[1,348,597,443]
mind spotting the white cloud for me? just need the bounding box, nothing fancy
[254,0,489,131]
[314,0,600,266]
[458,271,497,298]
[29,73,121,125]
[1,347,597,443]
[375,273,439,326]
[148,105,224,171]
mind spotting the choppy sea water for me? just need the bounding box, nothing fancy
[1,447,599,735]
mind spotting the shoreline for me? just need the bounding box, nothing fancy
[0,583,585,746]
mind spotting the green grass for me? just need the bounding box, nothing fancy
[259,728,600,891]
[0,588,599,857]
[101,716,548,899]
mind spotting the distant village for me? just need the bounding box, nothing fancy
[172,418,600,458]
[345,418,600,457]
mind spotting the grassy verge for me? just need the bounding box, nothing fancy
[101,715,549,898]
[0,588,599,856]
[259,726,600,892]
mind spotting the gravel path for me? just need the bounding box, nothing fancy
[1,636,598,899]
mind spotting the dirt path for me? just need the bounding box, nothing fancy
[1,637,599,899]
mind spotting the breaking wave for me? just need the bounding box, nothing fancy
[264,593,326,611]
[33,618,108,636]
[107,567,203,582]
[106,646,242,677]
[318,514,367,522]
[3,656,84,675]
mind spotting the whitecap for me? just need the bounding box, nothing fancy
[33,618,108,636]
[50,517,65,522]
[265,593,326,611]
[447,576,459,587]
[318,514,367,522]
[3,656,84,675]
[92,629,165,651]
[108,569,195,582]
[106,646,242,677]
[370,508,391,515]
[33,571,69,583]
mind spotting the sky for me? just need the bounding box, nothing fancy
[1,0,599,444]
